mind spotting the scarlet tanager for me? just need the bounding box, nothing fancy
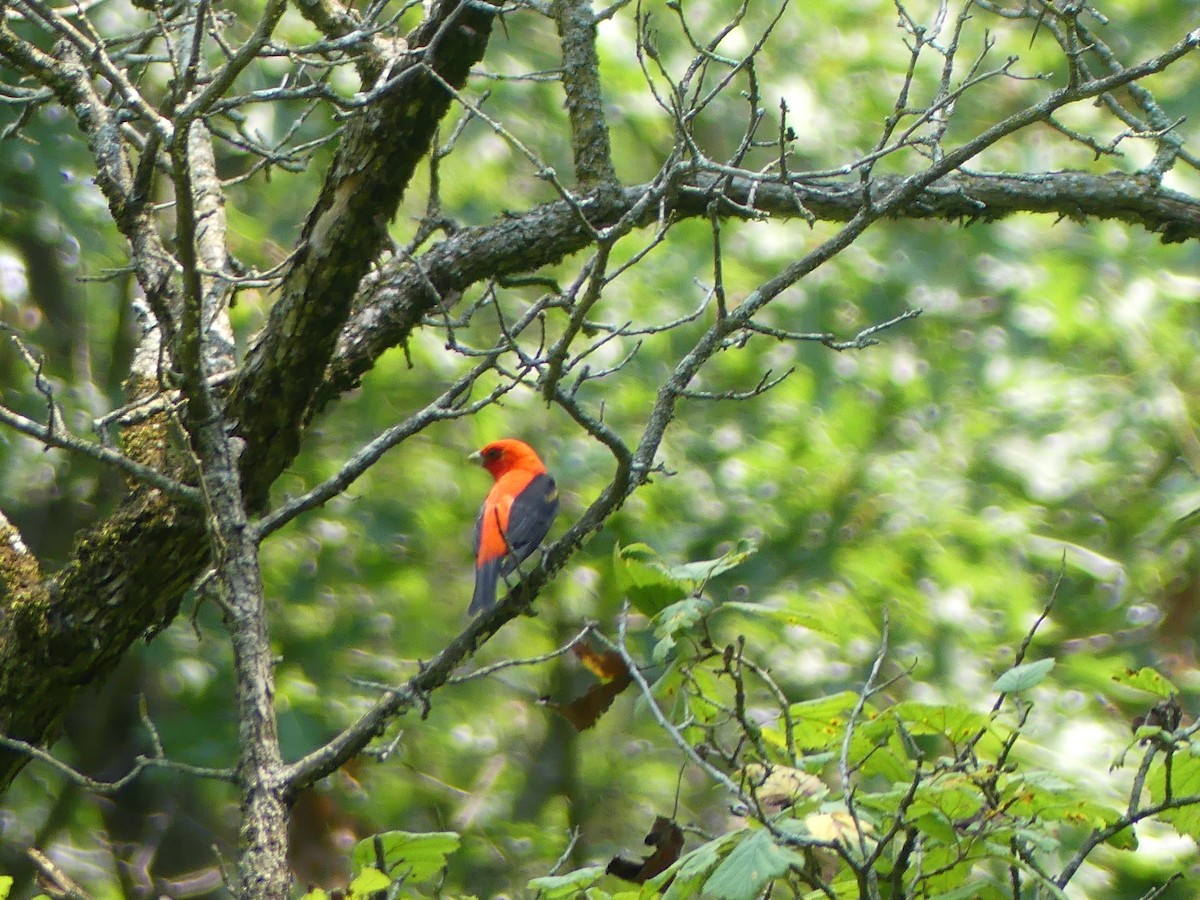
[469,439,559,615]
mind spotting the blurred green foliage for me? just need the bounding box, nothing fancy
[3,0,1200,895]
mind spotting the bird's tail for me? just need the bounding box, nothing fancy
[470,557,502,615]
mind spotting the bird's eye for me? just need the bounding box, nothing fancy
[485,447,501,460]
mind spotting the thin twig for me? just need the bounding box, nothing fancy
[447,624,595,684]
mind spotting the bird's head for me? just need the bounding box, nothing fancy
[469,439,547,479]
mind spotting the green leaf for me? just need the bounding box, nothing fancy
[1112,666,1178,698]
[992,658,1055,694]
[348,867,391,898]
[1133,725,1170,744]
[654,830,743,898]
[664,539,757,589]
[350,831,460,882]
[999,772,1126,841]
[776,691,870,754]
[701,830,805,900]
[892,777,985,823]
[1014,825,1062,854]
[527,866,607,897]
[684,664,725,724]
[1149,746,1200,841]
[651,597,712,663]
[883,701,992,743]
[912,811,957,845]
[614,543,686,616]
[1104,824,1138,851]
[614,542,757,616]
[0,877,12,900]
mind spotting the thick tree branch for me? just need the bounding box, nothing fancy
[227,0,497,510]
[554,0,617,189]
[0,490,208,792]
[169,7,291,885]
[291,0,388,82]
[324,167,1200,401]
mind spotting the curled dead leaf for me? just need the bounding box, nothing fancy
[740,763,826,813]
[606,815,684,884]
[538,642,634,731]
[805,810,872,843]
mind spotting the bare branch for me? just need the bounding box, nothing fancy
[447,623,595,684]
[553,0,618,188]
[254,354,516,539]
[598,607,749,802]
[0,401,202,504]
[0,734,236,793]
[26,848,93,900]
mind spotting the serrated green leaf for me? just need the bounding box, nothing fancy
[883,702,992,743]
[992,658,1055,694]
[615,542,757,615]
[350,831,460,882]
[907,778,986,822]
[1000,772,1125,839]
[651,597,711,664]
[527,866,607,897]
[1112,666,1178,698]
[701,830,805,900]
[1149,748,1200,842]
[654,830,742,899]
[664,539,757,589]
[349,867,391,898]
[779,691,869,754]
[614,543,686,616]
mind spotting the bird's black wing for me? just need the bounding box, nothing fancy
[498,472,559,575]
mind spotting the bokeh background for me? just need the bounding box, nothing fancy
[3,0,1200,895]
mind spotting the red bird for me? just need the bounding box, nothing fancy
[469,439,559,615]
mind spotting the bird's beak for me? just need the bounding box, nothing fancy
[468,450,483,465]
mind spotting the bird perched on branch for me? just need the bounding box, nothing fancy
[469,439,559,615]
